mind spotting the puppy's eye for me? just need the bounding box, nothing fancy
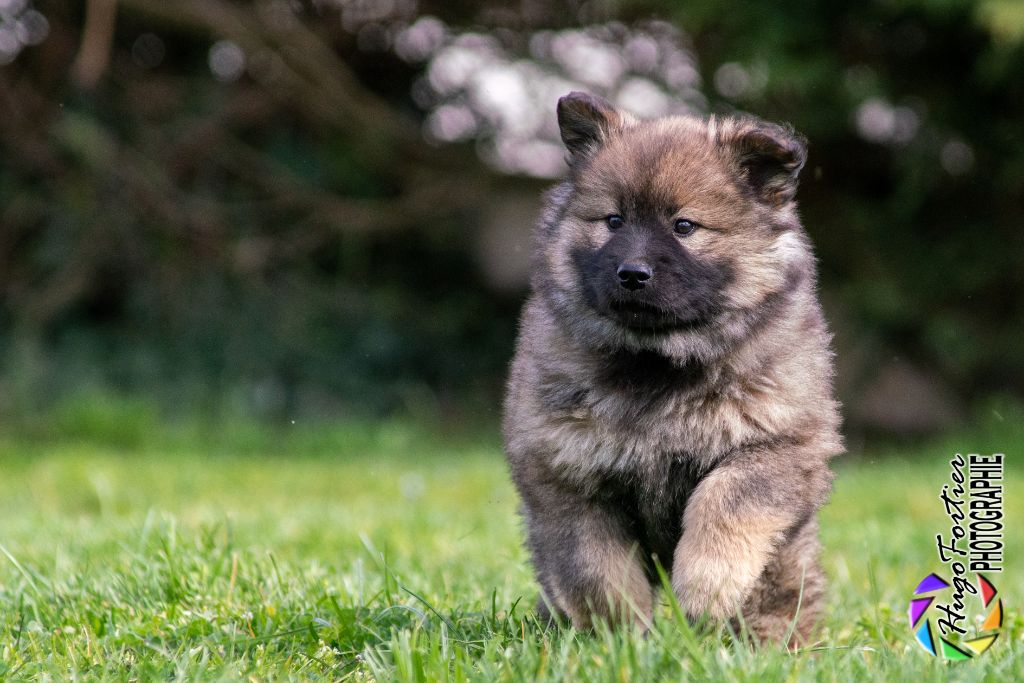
[606,214,624,230]
[674,218,699,236]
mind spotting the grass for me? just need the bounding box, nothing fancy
[0,410,1022,681]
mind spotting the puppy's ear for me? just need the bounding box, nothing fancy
[557,92,630,158]
[719,118,807,206]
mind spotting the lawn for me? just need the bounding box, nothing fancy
[0,413,1021,681]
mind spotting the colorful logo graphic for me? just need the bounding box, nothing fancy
[909,573,1003,660]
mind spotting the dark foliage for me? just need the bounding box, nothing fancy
[1,0,1021,431]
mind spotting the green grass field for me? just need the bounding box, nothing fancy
[0,413,1021,681]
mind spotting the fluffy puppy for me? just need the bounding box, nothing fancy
[503,92,842,645]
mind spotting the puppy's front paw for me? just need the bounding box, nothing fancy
[671,490,787,626]
[672,554,754,623]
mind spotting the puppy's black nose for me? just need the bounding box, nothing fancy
[617,262,652,290]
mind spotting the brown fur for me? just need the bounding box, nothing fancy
[503,92,842,646]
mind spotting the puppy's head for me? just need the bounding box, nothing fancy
[537,91,814,361]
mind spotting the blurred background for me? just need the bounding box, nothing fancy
[1,0,1023,448]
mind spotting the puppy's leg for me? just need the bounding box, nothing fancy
[523,489,653,630]
[741,518,826,646]
[671,446,831,642]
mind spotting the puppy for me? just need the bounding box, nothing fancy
[503,92,842,644]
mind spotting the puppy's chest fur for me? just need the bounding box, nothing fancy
[535,348,773,486]
[532,350,751,568]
